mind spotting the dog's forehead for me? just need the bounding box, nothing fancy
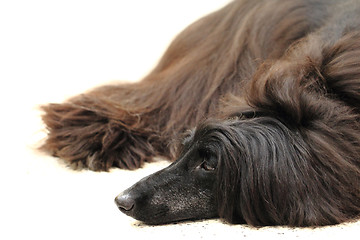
[179,127,217,157]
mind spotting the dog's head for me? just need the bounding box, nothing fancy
[114,126,219,224]
[115,116,316,225]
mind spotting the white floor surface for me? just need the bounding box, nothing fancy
[1,1,359,239]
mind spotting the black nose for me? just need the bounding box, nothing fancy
[115,192,135,213]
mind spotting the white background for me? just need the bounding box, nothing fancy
[0,0,359,239]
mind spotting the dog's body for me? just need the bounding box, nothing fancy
[42,0,360,226]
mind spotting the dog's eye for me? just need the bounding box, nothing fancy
[197,148,217,171]
[200,160,216,171]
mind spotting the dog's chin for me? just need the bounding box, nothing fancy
[134,214,218,226]
[118,201,218,225]
[121,207,216,225]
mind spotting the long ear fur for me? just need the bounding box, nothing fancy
[215,116,360,226]
[216,30,360,226]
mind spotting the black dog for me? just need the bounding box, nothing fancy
[42,0,360,226]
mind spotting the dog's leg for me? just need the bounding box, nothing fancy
[40,3,236,171]
[41,0,315,171]
[41,86,161,171]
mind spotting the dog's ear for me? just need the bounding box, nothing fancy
[215,118,315,225]
[216,116,360,226]
[224,31,360,226]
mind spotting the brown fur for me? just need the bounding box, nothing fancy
[41,0,359,226]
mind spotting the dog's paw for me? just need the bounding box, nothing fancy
[40,103,155,171]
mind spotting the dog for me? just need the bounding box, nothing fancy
[41,0,360,226]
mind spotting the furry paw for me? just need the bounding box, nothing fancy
[41,102,156,171]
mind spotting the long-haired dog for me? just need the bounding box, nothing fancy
[41,0,360,226]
